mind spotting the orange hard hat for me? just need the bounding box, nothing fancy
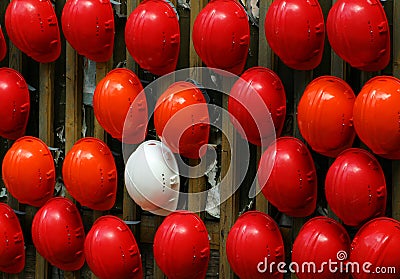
[153,211,210,279]
[32,197,85,271]
[2,136,55,207]
[0,68,30,140]
[265,0,325,70]
[93,68,147,144]
[325,148,386,227]
[0,203,25,274]
[192,0,250,75]
[5,0,61,63]
[125,0,180,76]
[327,0,390,71]
[85,215,143,279]
[62,137,117,211]
[228,66,286,146]
[0,26,6,61]
[258,137,317,217]
[297,76,356,157]
[353,76,400,159]
[154,81,209,159]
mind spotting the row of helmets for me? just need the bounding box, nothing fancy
[0,198,211,279]
[227,211,400,279]
[0,0,390,74]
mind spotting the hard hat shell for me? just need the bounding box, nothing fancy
[125,0,180,76]
[350,217,400,279]
[5,0,61,63]
[258,137,317,217]
[0,203,25,274]
[265,0,325,70]
[353,76,400,159]
[192,0,250,75]
[93,68,147,144]
[228,66,286,146]
[31,197,85,271]
[154,81,209,159]
[62,137,117,211]
[62,0,114,62]
[153,210,210,279]
[226,211,284,279]
[0,68,30,140]
[124,140,180,216]
[292,216,351,279]
[0,26,6,62]
[2,136,55,207]
[327,0,390,71]
[297,76,356,157]
[84,215,142,279]
[325,148,386,227]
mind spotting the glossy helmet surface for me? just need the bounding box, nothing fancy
[0,26,6,61]
[327,0,390,71]
[228,66,286,146]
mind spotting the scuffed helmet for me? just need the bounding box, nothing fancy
[192,0,250,75]
[327,0,390,71]
[226,211,284,279]
[125,0,180,76]
[0,26,6,61]
[350,217,400,279]
[228,66,286,146]
[154,211,210,279]
[62,0,114,62]
[292,216,351,279]
[84,215,142,279]
[258,137,317,217]
[353,76,400,159]
[124,140,180,216]
[5,0,61,63]
[2,136,55,207]
[0,203,25,274]
[154,81,209,159]
[31,198,85,271]
[297,76,356,157]
[93,68,147,144]
[265,0,325,70]
[0,68,30,140]
[62,137,117,211]
[325,148,386,227]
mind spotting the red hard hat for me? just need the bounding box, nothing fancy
[228,66,286,146]
[297,76,356,157]
[5,0,61,63]
[192,0,250,75]
[325,148,386,227]
[327,0,390,71]
[125,0,180,76]
[0,68,30,140]
[0,203,25,274]
[0,26,6,61]
[85,215,143,279]
[292,216,351,279]
[31,197,85,271]
[62,0,114,62]
[350,217,400,279]
[353,76,400,159]
[265,0,325,70]
[226,211,284,279]
[154,81,209,159]
[93,68,147,144]
[258,137,317,217]
[62,137,117,211]
[2,136,55,207]
[153,211,210,279]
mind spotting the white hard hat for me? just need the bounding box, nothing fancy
[124,140,180,216]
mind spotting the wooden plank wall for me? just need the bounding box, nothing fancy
[0,0,399,278]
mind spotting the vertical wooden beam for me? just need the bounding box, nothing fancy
[392,0,400,221]
[126,0,140,71]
